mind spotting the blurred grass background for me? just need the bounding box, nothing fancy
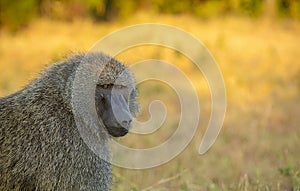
[0,0,300,190]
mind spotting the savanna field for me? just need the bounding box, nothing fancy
[0,12,300,191]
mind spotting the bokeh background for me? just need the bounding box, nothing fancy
[0,0,300,190]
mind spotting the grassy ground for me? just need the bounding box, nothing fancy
[0,13,299,190]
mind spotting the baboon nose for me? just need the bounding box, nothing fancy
[121,119,132,128]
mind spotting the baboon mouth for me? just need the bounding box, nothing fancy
[107,127,129,137]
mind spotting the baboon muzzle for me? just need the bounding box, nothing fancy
[103,91,132,137]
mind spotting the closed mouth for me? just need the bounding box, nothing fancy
[107,126,129,137]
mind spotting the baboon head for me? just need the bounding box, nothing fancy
[95,58,138,137]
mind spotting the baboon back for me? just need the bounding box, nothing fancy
[0,53,112,191]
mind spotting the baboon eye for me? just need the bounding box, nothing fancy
[114,85,126,89]
[100,84,113,89]
[99,84,126,89]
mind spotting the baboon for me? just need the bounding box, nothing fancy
[0,52,139,191]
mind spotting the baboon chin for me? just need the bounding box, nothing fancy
[0,52,139,191]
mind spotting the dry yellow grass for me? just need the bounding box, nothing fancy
[0,13,299,190]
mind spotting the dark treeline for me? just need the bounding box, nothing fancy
[0,0,299,31]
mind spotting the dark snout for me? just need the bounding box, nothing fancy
[103,92,133,137]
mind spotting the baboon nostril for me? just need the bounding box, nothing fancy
[121,121,128,126]
[121,120,132,127]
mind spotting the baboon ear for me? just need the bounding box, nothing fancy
[129,87,139,117]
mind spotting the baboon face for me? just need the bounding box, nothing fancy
[95,81,137,137]
[95,63,138,137]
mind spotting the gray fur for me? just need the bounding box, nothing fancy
[0,52,138,191]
